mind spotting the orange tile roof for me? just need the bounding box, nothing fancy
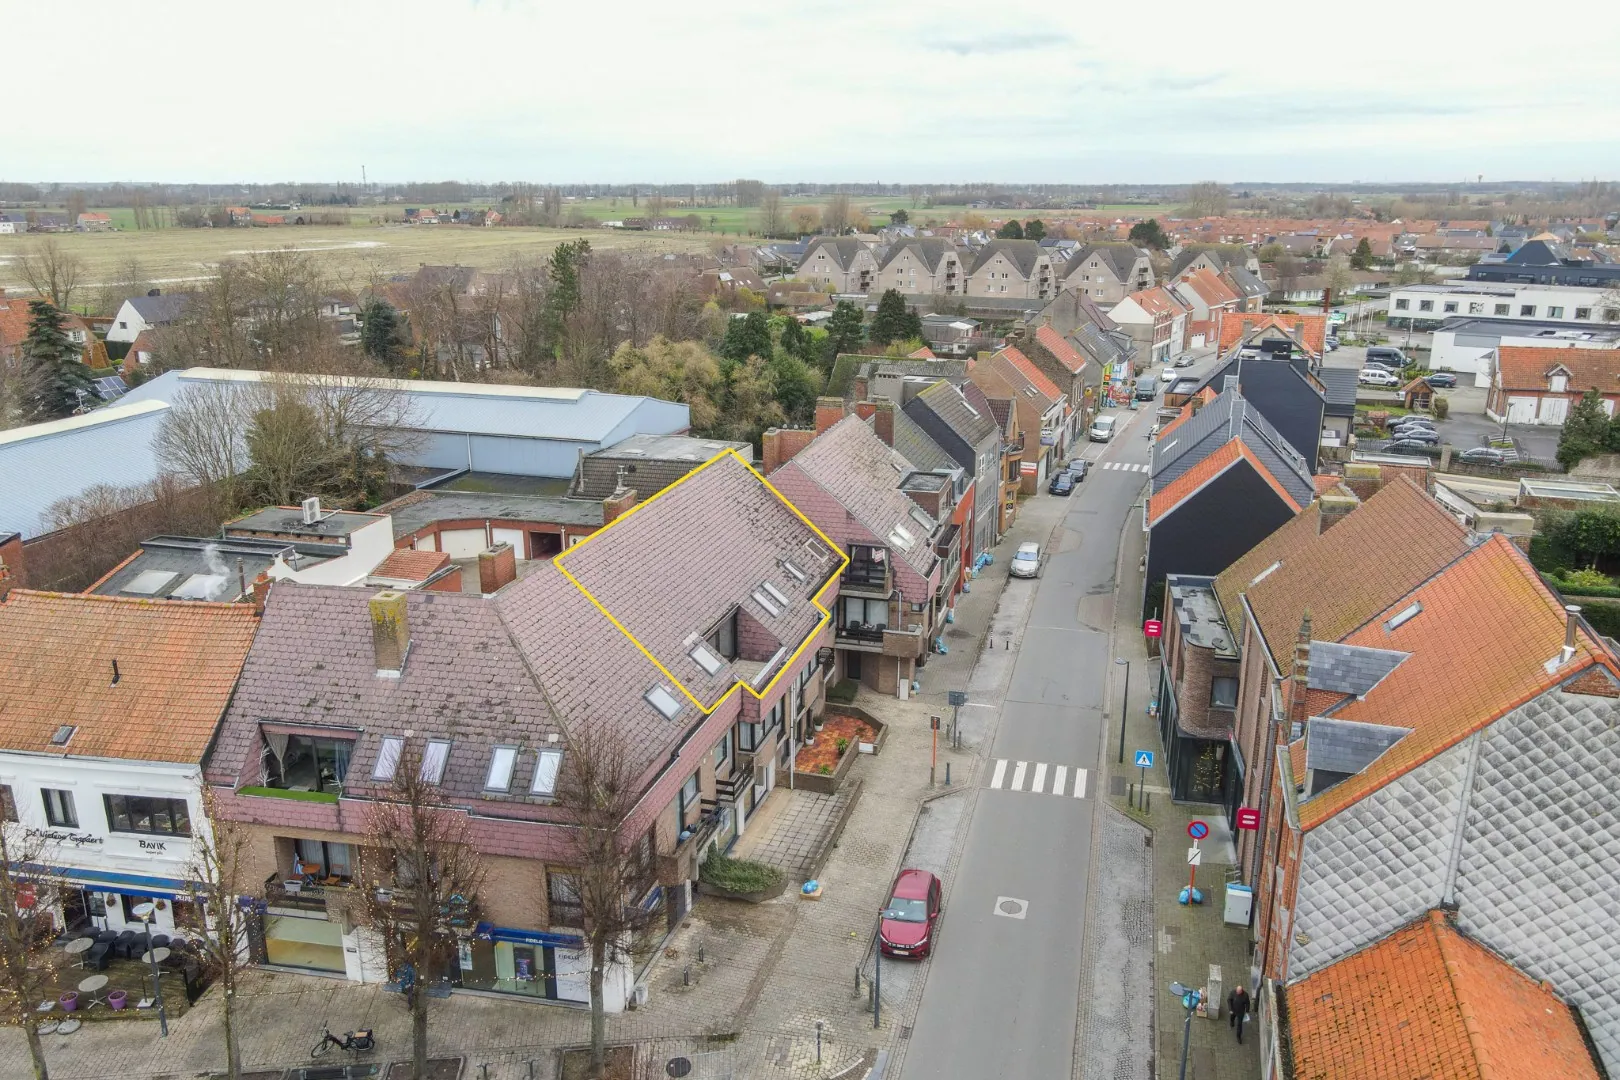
[1286,911,1601,1080]
[372,548,452,582]
[1495,345,1620,394]
[908,345,937,359]
[1034,325,1086,374]
[1176,267,1242,308]
[0,590,259,764]
[1212,503,1321,639]
[995,346,1063,403]
[1313,473,1345,495]
[1148,440,1305,526]
[1301,534,1616,827]
[1125,285,1188,319]
[1216,311,1328,356]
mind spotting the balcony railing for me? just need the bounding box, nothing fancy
[841,561,892,596]
[837,623,887,646]
[264,873,347,912]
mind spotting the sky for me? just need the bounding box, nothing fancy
[12,0,1620,185]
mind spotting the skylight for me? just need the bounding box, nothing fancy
[752,589,783,617]
[690,642,724,675]
[1383,602,1423,633]
[420,739,451,784]
[485,746,518,791]
[531,749,563,796]
[51,725,75,746]
[373,736,404,780]
[122,570,178,596]
[760,581,790,608]
[1251,560,1282,586]
[646,685,684,720]
[172,573,228,600]
[909,507,933,529]
[781,559,807,583]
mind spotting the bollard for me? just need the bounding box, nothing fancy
[1146,790,1152,813]
[855,966,862,996]
[683,964,691,986]
[478,1064,490,1080]
[1128,782,1135,808]
[697,944,705,964]
[526,1062,536,1080]
[945,761,951,786]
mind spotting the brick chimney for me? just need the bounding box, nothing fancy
[815,396,847,434]
[1287,612,1313,737]
[762,427,816,474]
[249,571,272,615]
[369,590,411,676]
[1317,492,1358,533]
[854,399,895,447]
[0,561,13,604]
[478,541,517,593]
[602,468,639,525]
[1341,462,1383,501]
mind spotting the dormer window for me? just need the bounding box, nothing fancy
[705,610,738,660]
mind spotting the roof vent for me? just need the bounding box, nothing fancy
[1251,560,1282,586]
[51,725,75,746]
[1383,602,1422,633]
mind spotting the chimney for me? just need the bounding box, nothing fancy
[479,542,517,593]
[1566,605,1582,651]
[1341,462,1383,501]
[602,485,638,525]
[1318,493,1358,533]
[762,427,815,474]
[369,590,410,676]
[1288,612,1313,737]
[815,396,847,435]
[249,571,272,615]
[854,399,895,447]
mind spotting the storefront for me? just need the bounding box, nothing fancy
[456,924,589,1003]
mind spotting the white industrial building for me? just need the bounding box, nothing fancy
[1428,317,1620,385]
[1388,281,1619,332]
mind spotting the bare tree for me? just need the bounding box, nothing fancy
[36,475,226,591]
[0,814,63,1080]
[823,194,852,235]
[16,239,85,310]
[790,205,821,236]
[361,746,487,1080]
[94,257,152,318]
[1323,256,1355,306]
[187,785,254,1080]
[758,189,784,238]
[554,727,656,1079]
[154,378,254,504]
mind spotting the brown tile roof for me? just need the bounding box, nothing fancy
[371,548,451,582]
[1301,534,1616,827]
[1495,346,1620,393]
[1285,911,1601,1080]
[1212,503,1319,640]
[993,346,1063,404]
[1313,473,1345,495]
[908,346,936,359]
[1034,325,1086,375]
[1175,267,1241,308]
[0,298,91,360]
[1125,285,1187,319]
[1217,312,1328,356]
[0,590,258,764]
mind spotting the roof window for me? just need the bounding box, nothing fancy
[760,581,790,608]
[689,641,725,676]
[1250,560,1283,586]
[752,589,783,617]
[909,507,933,529]
[419,739,451,784]
[531,749,563,796]
[485,746,518,792]
[781,558,807,583]
[1383,602,1423,633]
[646,685,684,721]
[51,725,75,746]
[892,523,916,546]
[373,736,404,780]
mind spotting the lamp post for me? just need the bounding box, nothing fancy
[1115,657,1131,764]
[131,902,168,1037]
[1169,981,1202,1080]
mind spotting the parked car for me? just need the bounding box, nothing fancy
[879,869,942,958]
[1089,415,1116,442]
[1459,447,1508,465]
[1159,366,1176,382]
[1384,439,1438,456]
[1135,374,1158,401]
[1366,346,1408,367]
[1010,542,1041,579]
[1048,470,1075,496]
[1388,427,1440,445]
[1363,360,1402,376]
[1174,354,1196,367]
[1389,418,1438,433]
[1065,459,1090,482]
[1424,371,1458,388]
[1359,368,1400,387]
[1325,335,1341,351]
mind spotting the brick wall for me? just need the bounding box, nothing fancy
[1234,616,1275,876]
[762,427,817,474]
[478,542,516,593]
[735,607,779,662]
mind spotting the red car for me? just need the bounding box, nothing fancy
[879,869,941,958]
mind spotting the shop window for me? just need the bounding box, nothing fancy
[43,788,78,828]
[263,732,353,793]
[104,794,191,836]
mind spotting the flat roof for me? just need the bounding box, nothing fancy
[588,433,751,462]
[385,491,606,538]
[1166,575,1238,657]
[93,536,343,600]
[429,472,575,497]
[1519,479,1620,501]
[227,506,384,538]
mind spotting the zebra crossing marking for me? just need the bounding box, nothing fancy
[1101,461,1147,473]
[987,759,1090,799]
[1031,762,1047,794]
[990,759,1008,789]
[1010,761,1028,791]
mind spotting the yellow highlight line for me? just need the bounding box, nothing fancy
[554,448,850,714]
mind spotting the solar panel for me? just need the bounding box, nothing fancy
[91,376,128,401]
[122,570,179,595]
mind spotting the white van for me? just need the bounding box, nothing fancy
[1089,415,1117,443]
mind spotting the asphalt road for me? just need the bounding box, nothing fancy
[898,356,1206,1079]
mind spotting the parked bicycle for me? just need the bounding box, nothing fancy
[310,1027,375,1057]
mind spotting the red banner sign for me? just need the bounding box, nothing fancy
[1143,619,1163,638]
[1235,808,1261,831]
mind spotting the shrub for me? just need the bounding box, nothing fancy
[1563,567,1614,589]
[826,679,859,704]
[835,737,850,755]
[700,853,784,894]
[1432,396,1449,419]
[818,764,832,775]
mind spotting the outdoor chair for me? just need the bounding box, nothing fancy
[86,943,111,971]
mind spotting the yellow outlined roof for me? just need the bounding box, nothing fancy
[554,448,849,714]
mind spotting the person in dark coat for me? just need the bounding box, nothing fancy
[1227,984,1252,1043]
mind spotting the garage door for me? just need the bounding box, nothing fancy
[1539,397,1569,425]
[440,528,488,560]
[492,528,526,558]
[1506,397,1537,424]
[1190,333,1206,348]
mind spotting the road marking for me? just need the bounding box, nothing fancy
[1010,761,1028,791]
[990,759,1008,789]
[1074,768,1088,798]
[1031,762,1047,793]
[987,759,1091,800]
[1052,764,1067,796]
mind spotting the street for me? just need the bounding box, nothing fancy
[897,382,1164,1079]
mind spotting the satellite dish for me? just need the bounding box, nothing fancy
[132,902,156,920]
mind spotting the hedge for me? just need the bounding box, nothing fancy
[699,853,783,894]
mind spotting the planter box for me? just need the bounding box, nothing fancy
[794,739,859,795]
[695,878,788,904]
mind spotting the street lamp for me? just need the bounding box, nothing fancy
[131,902,168,1037]
[1115,657,1131,764]
[1169,981,1203,1080]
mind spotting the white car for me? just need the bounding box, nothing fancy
[1009,542,1040,579]
[1160,367,1176,382]
[1358,368,1400,387]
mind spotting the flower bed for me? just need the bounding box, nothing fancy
[796,715,875,774]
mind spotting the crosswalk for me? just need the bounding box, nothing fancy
[988,758,1090,799]
[1099,461,1148,473]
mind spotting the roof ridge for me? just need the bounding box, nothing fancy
[6,588,258,614]
[1428,913,1502,1079]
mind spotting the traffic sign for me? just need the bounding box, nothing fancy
[1187,820,1210,840]
[947,690,968,707]
[1235,808,1261,831]
[930,714,941,730]
[1143,619,1163,638]
[1186,846,1202,867]
[1133,750,1155,769]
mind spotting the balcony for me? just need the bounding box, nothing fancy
[715,753,757,804]
[881,624,928,658]
[264,873,350,914]
[840,560,892,598]
[836,622,887,651]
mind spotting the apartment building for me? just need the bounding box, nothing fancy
[963,240,1055,300]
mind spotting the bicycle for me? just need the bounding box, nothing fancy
[311,1027,375,1057]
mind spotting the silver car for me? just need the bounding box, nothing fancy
[1009,542,1040,579]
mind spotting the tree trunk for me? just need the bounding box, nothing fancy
[589,942,606,1079]
[413,994,429,1080]
[24,1020,49,1080]
[223,980,241,1080]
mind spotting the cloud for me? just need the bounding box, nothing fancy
[921,30,1071,55]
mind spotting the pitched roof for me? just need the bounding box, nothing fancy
[992,346,1063,404]
[892,409,957,474]
[910,379,998,449]
[1063,244,1143,282]
[1151,389,1315,508]
[967,239,1045,277]
[370,548,452,582]
[784,415,940,578]
[0,298,90,354]
[1285,911,1601,1080]
[1146,439,1307,526]
[1300,534,1614,827]
[0,590,258,764]
[877,237,960,274]
[800,236,871,271]
[1175,267,1242,308]
[1217,311,1328,356]
[1223,264,1270,300]
[1034,325,1086,374]
[125,294,188,324]
[1124,285,1187,319]
[1494,345,1620,393]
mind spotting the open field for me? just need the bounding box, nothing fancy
[0,224,716,299]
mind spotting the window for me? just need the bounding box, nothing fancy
[1394,298,1409,311]
[679,773,700,823]
[372,736,404,781]
[531,749,562,796]
[264,732,353,792]
[1547,306,1565,319]
[760,581,790,608]
[714,730,732,769]
[1494,303,1510,316]
[1468,302,1484,315]
[42,788,77,828]
[752,588,782,617]
[548,872,583,927]
[1210,677,1239,709]
[1575,308,1592,321]
[1606,309,1620,323]
[690,641,724,675]
[293,838,354,882]
[485,746,518,791]
[104,794,191,836]
[1520,305,1537,317]
[1443,302,1458,313]
[1418,300,1433,312]
[780,559,807,584]
[764,697,785,734]
[736,718,765,752]
[420,739,451,784]
[0,785,15,823]
[646,685,683,721]
[706,611,738,661]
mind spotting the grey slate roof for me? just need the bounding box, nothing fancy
[800,236,869,271]
[1225,265,1270,299]
[1151,389,1315,507]
[910,379,998,449]
[1303,716,1412,778]
[856,357,972,383]
[878,237,959,274]
[574,433,751,500]
[126,294,188,324]
[1170,248,1226,278]
[1064,244,1142,282]
[1307,641,1410,697]
[967,239,1044,277]
[892,409,957,474]
[1316,367,1359,413]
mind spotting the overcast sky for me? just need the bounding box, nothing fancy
[14,0,1620,185]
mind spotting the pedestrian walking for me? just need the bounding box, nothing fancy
[1228,984,1251,1044]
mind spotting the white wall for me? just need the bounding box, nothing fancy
[105,301,152,345]
[1390,283,1616,325]
[270,516,396,586]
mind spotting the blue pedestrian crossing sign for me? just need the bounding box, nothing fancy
[1134,750,1155,769]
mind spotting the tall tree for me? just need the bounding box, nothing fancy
[777,315,819,369]
[21,300,91,420]
[996,219,1025,240]
[758,189,785,237]
[767,353,820,425]
[609,337,724,431]
[718,310,772,363]
[823,194,852,234]
[16,238,84,310]
[868,289,921,347]
[889,208,909,226]
[0,818,61,1080]
[360,297,406,370]
[187,786,254,1080]
[1023,219,1047,242]
[544,238,592,356]
[823,300,864,361]
[361,744,487,1080]
[1350,237,1375,270]
[1558,389,1611,470]
[1127,219,1169,250]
